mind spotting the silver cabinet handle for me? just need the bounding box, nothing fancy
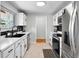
[8,49,13,53]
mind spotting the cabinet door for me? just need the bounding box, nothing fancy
[15,44,21,58]
[27,36,29,49]
[3,45,14,58]
[24,38,27,52]
[24,14,27,25]
[53,15,58,25]
[7,52,14,58]
[21,39,25,57]
[15,13,23,25]
[15,13,26,26]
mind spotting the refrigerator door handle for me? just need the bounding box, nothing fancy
[68,2,75,57]
[71,2,77,57]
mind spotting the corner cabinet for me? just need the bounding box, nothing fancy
[15,13,27,26]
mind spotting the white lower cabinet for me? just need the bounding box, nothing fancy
[21,39,25,57]
[24,35,28,52]
[14,40,21,58]
[21,37,27,57]
[14,38,27,58]
[0,34,30,58]
[15,44,21,58]
[27,34,30,50]
[3,45,14,58]
[7,52,14,58]
[49,38,52,46]
[24,38,27,52]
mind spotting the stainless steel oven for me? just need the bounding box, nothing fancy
[53,37,60,57]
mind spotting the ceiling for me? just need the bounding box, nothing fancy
[8,1,71,15]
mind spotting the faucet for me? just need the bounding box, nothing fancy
[12,26,17,36]
[12,27,14,36]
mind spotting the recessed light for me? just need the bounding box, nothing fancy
[36,2,46,7]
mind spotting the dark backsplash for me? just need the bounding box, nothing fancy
[1,31,7,36]
[0,26,25,36]
[17,26,25,32]
[0,29,17,36]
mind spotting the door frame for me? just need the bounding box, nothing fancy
[35,16,47,41]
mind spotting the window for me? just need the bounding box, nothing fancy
[0,5,14,29]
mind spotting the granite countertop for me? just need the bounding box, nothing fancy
[0,38,20,52]
[0,32,30,52]
[16,32,30,34]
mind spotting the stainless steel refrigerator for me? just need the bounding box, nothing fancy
[62,2,79,58]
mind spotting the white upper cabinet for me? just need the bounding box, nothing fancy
[15,13,27,26]
[53,10,64,26]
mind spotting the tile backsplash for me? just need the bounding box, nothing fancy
[0,31,7,36]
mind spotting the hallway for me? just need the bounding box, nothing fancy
[24,40,52,58]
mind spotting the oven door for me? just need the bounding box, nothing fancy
[53,37,60,57]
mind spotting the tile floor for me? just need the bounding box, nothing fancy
[24,40,52,58]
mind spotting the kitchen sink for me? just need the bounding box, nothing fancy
[12,34,25,37]
[6,34,25,38]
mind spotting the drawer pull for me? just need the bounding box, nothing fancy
[8,49,13,53]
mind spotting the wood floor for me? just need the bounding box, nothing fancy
[24,39,52,58]
[36,37,46,46]
[36,37,46,43]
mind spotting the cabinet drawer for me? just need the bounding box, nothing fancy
[15,40,21,48]
[3,45,14,58]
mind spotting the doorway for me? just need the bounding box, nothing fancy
[35,16,47,44]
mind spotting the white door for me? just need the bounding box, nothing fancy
[36,16,47,39]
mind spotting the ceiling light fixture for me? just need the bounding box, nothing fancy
[36,1,46,7]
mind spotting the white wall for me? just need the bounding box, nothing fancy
[26,14,53,42]
[47,15,53,40]
[26,14,36,42]
[36,16,47,40]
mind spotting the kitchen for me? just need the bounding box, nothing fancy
[0,1,79,58]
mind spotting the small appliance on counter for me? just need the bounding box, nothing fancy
[17,26,26,32]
